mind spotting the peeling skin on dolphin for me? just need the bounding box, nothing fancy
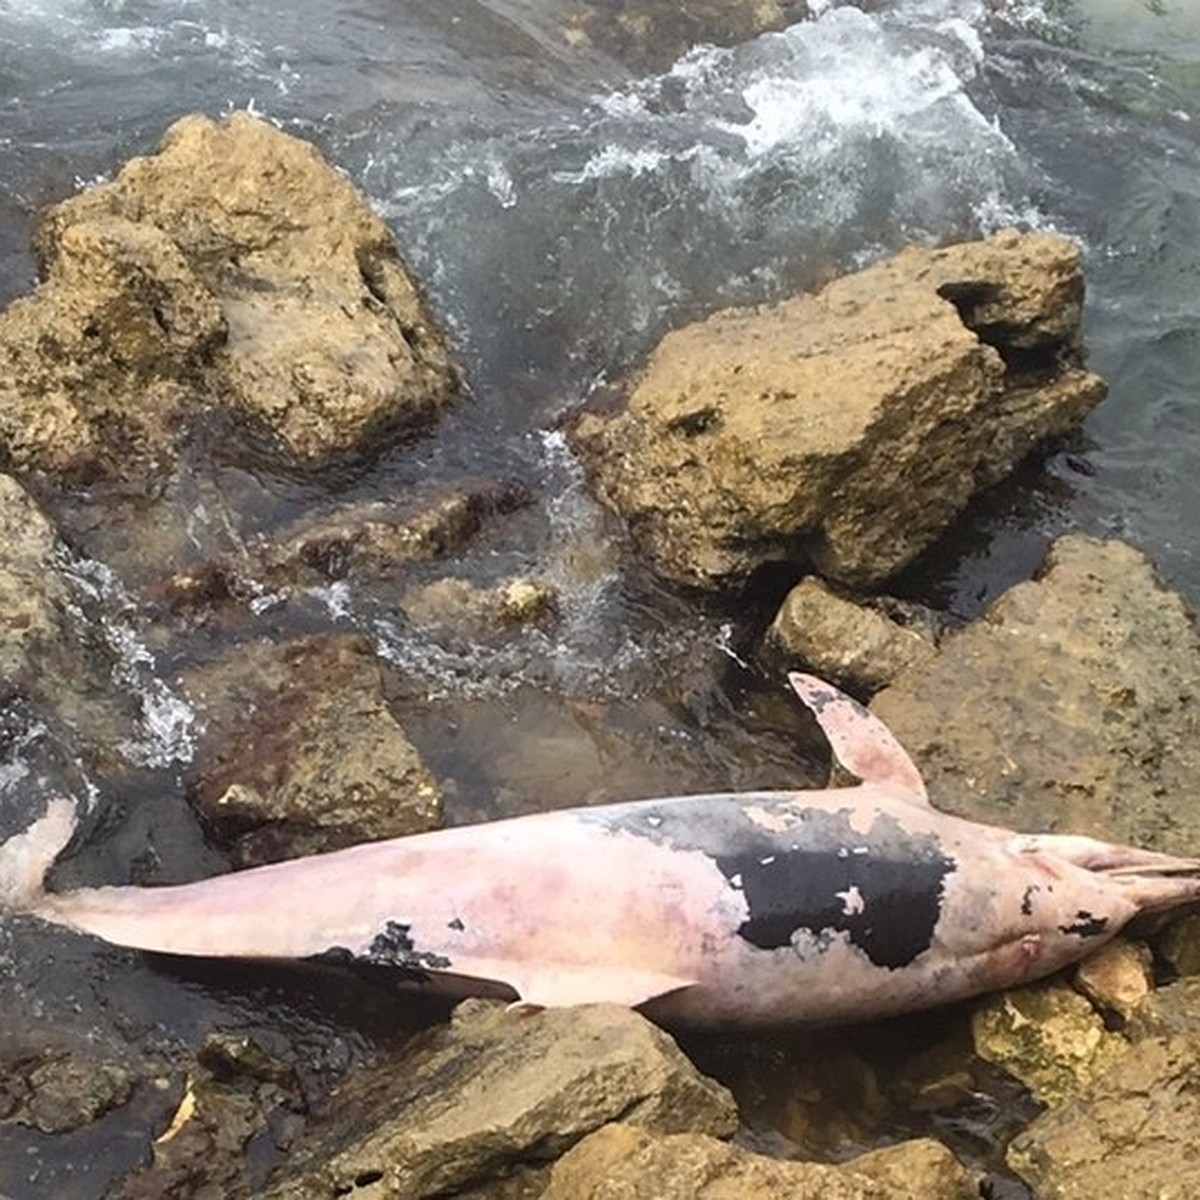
[4,674,1200,1027]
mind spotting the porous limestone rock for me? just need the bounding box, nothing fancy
[541,1123,975,1200]
[1007,1026,1200,1199]
[570,230,1104,590]
[872,535,1200,853]
[0,112,456,478]
[971,980,1127,1107]
[263,1000,738,1199]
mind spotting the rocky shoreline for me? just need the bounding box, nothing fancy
[3,113,1200,1199]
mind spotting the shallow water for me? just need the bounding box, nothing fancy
[2,0,1200,1195]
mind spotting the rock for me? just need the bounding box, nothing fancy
[399,576,559,636]
[0,217,225,478]
[872,535,1200,851]
[1007,1028,1200,1199]
[971,980,1127,1107]
[186,633,441,865]
[0,473,70,686]
[268,481,533,582]
[1155,912,1200,978]
[157,481,533,618]
[570,229,1104,590]
[847,1137,978,1199]
[1,1053,134,1134]
[110,1033,303,1200]
[563,1,808,72]
[541,1123,974,1200]
[264,1000,737,1199]
[764,576,937,692]
[1073,939,1153,1022]
[0,112,457,478]
[1126,976,1200,1041]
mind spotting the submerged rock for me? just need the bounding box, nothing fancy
[399,576,559,637]
[563,1,808,72]
[570,229,1103,590]
[186,633,441,865]
[541,1123,974,1199]
[872,534,1200,851]
[264,1000,737,1199]
[764,576,937,692]
[0,112,457,479]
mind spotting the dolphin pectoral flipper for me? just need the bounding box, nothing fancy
[787,672,928,802]
[514,965,695,1010]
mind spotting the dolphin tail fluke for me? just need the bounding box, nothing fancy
[787,672,928,803]
[0,798,78,914]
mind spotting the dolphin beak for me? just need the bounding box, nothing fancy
[1012,832,1200,876]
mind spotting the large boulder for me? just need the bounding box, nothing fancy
[871,535,1200,852]
[570,230,1104,589]
[0,112,457,478]
[264,1000,738,1199]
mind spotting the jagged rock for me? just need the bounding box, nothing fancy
[0,112,456,478]
[185,633,441,865]
[264,1000,737,1199]
[764,576,936,692]
[1007,1026,1200,1199]
[570,230,1104,590]
[1073,939,1153,1022]
[541,1123,975,1199]
[872,535,1200,852]
[971,981,1127,1107]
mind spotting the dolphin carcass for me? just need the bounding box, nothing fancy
[2,673,1198,1026]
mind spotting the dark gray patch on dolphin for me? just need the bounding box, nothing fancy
[305,944,435,984]
[1059,910,1109,938]
[587,797,957,970]
[366,920,453,970]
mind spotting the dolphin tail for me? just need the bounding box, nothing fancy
[0,798,78,914]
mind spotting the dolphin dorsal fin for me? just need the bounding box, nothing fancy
[788,673,928,803]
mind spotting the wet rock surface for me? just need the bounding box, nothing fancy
[571,229,1104,590]
[872,533,1200,850]
[264,999,738,1199]
[0,112,457,479]
[107,1033,305,1200]
[185,633,442,865]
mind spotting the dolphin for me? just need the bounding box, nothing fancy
[2,673,1199,1026]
